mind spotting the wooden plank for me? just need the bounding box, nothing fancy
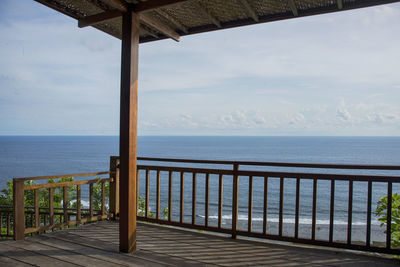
[156,170,161,220]
[9,240,119,266]
[13,180,25,240]
[76,184,81,222]
[287,0,298,16]
[205,173,209,227]
[0,242,76,266]
[218,174,223,229]
[15,171,109,182]
[49,188,54,228]
[232,164,239,238]
[347,180,353,245]
[89,183,94,219]
[263,177,268,235]
[192,172,197,225]
[134,0,188,12]
[180,172,184,223]
[34,189,39,228]
[78,10,122,28]
[312,178,317,240]
[63,186,68,225]
[238,0,259,22]
[25,178,111,190]
[329,179,335,243]
[248,176,253,233]
[168,171,173,222]
[145,169,150,218]
[295,178,300,239]
[140,13,180,41]
[155,9,188,33]
[387,182,393,249]
[279,177,284,237]
[193,1,221,28]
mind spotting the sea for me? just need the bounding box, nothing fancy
[1,136,399,243]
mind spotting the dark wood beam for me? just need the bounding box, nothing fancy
[119,7,139,253]
[141,13,180,41]
[78,10,122,28]
[287,0,298,16]
[134,0,188,13]
[156,9,188,33]
[338,0,343,9]
[194,1,221,28]
[238,0,259,22]
[109,0,128,12]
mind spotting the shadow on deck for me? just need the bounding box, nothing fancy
[0,221,399,266]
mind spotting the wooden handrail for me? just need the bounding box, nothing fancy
[14,171,110,182]
[138,156,400,170]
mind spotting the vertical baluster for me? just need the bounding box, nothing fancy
[145,169,149,218]
[347,180,353,245]
[295,178,300,239]
[101,181,106,217]
[232,164,239,238]
[329,179,335,243]
[76,185,81,223]
[366,180,372,247]
[30,211,34,229]
[386,182,392,250]
[218,174,223,229]
[205,173,210,227]
[63,186,68,226]
[168,171,172,222]
[279,177,284,237]
[89,183,94,220]
[49,188,54,226]
[180,172,184,224]
[248,176,253,233]
[156,170,160,220]
[136,168,139,216]
[13,180,25,240]
[7,213,11,236]
[192,172,197,225]
[263,177,268,235]
[34,189,39,228]
[312,178,317,241]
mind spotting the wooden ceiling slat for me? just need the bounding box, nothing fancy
[78,10,122,28]
[193,1,221,28]
[140,13,180,41]
[238,0,259,22]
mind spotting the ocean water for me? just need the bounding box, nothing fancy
[1,136,400,242]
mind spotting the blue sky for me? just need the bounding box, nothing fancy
[0,0,399,136]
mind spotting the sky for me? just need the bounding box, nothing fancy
[0,1,399,136]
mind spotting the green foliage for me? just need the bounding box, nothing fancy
[137,196,168,220]
[92,178,109,211]
[376,193,400,249]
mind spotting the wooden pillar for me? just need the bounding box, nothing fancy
[119,8,139,253]
[13,179,25,241]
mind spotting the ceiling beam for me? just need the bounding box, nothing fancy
[287,0,298,16]
[337,0,343,9]
[134,0,188,13]
[109,0,128,12]
[194,1,221,28]
[140,13,180,41]
[78,10,122,28]
[238,0,259,22]
[155,9,188,33]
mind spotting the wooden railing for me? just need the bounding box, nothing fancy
[134,157,400,255]
[11,171,115,240]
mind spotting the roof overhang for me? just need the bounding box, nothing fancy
[35,0,400,43]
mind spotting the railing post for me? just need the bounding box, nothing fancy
[109,156,120,219]
[13,179,25,241]
[232,163,239,239]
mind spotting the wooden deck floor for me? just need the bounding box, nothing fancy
[0,221,399,266]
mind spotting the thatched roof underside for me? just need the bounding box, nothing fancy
[35,0,399,43]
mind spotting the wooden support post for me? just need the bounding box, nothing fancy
[109,156,120,219]
[13,179,25,241]
[119,7,139,253]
